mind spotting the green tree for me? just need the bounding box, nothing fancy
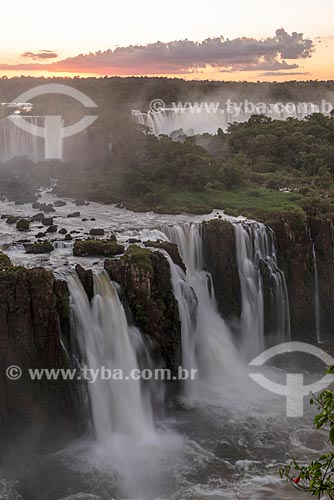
[280,368,334,499]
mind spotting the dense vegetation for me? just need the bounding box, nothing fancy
[281,372,334,499]
[1,77,334,220]
[44,112,334,221]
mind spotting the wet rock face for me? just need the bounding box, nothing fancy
[75,264,94,302]
[310,218,334,338]
[24,241,54,254]
[0,265,83,446]
[105,245,182,374]
[144,240,186,272]
[269,215,315,340]
[73,238,124,257]
[202,219,241,321]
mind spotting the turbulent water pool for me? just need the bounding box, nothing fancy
[0,375,327,500]
[0,189,330,500]
[0,189,230,270]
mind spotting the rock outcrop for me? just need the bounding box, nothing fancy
[268,214,315,340]
[202,219,241,321]
[105,245,182,374]
[0,261,83,448]
[73,237,124,257]
[309,218,334,337]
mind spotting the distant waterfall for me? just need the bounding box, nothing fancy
[0,117,45,162]
[233,222,291,356]
[161,223,243,398]
[67,271,154,441]
[132,102,323,137]
[312,243,322,343]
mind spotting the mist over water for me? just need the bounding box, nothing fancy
[0,196,328,500]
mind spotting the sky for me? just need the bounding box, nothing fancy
[1,0,334,81]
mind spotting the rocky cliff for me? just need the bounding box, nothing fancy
[0,259,84,449]
[202,219,241,321]
[200,215,334,341]
[105,244,182,374]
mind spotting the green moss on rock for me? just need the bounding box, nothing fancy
[0,253,12,271]
[16,218,30,231]
[24,241,54,254]
[73,238,124,257]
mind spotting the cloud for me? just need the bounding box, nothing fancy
[260,71,310,77]
[1,29,314,75]
[21,50,58,60]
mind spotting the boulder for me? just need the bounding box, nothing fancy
[67,212,81,218]
[53,200,67,207]
[32,213,45,222]
[105,245,181,374]
[144,240,186,272]
[73,238,124,257]
[42,218,54,226]
[89,228,104,236]
[24,241,54,254]
[6,215,18,225]
[16,219,30,232]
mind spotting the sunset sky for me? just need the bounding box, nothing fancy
[1,0,333,81]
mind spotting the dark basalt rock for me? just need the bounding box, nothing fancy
[75,264,94,302]
[144,240,186,272]
[0,265,83,446]
[202,219,241,321]
[73,238,124,257]
[47,225,58,233]
[0,252,11,270]
[105,245,182,374]
[5,215,18,225]
[42,217,54,226]
[33,202,55,213]
[24,241,54,254]
[268,213,314,340]
[89,228,104,236]
[59,228,67,234]
[67,212,81,218]
[53,200,67,207]
[16,219,30,232]
[32,213,45,222]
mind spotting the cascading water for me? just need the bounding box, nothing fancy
[67,270,154,441]
[0,116,45,162]
[312,243,322,343]
[160,223,244,399]
[132,102,323,137]
[233,221,291,356]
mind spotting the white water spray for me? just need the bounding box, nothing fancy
[160,223,244,399]
[67,270,154,441]
[132,102,324,137]
[233,222,291,356]
[0,117,45,162]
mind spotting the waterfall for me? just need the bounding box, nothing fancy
[0,116,45,162]
[67,270,154,442]
[160,223,243,399]
[132,102,324,137]
[233,222,291,356]
[312,243,322,343]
